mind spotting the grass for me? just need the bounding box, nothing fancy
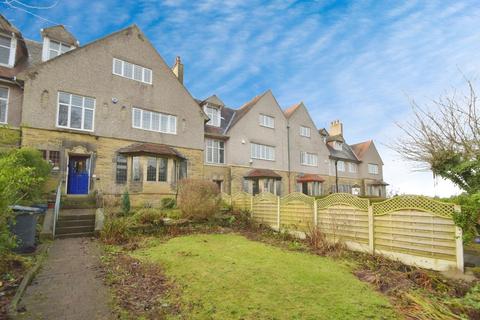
[133,234,398,320]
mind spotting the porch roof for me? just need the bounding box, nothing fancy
[117,143,186,159]
[296,174,325,183]
[369,180,389,186]
[244,169,281,179]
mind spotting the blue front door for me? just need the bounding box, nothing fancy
[67,156,89,194]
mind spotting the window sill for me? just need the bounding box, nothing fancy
[56,125,94,133]
[204,162,227,167]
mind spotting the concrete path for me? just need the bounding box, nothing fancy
[16,238,112,320]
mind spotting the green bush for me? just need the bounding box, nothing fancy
[448,193,480,244]
[0,148,50,256]
[161,197,176,209]
[100,217,131,244]
[121,190,131,215]
[134,208,165,226]
[177,179,221,221]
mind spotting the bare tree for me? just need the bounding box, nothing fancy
[393,80,480,193]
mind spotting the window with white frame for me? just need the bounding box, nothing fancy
[132,108,176,134]
[348,162,358,173]
[259,114,274,128]
[57,92,95,131]
[0,34,13,66]
[48,40,72,60]
[337,160,345,172]
[113,58,152,84]
[300,151,317,166]
[333,141,343,150]
[300,126,311,137]
[0,87,8,124]
[204,105,221,127]
[251,143,275,161]
[368,163,379,175]
[205,138,225,164]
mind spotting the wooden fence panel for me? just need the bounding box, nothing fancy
[252,192,278,227]
[231,191,252,212]
[279,192,314,231]
[372,196,460,271]
[316,194,370,249]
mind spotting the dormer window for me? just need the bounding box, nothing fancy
[48,39,72,59]
[204,105,221,127]
[333,141,343,150]
[0,34,15,67]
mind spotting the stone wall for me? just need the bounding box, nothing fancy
[21,127,203,197]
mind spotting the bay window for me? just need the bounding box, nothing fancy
[0,87,8,124]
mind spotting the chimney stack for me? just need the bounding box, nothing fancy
[172,56,184,84]
[329,120,343,136]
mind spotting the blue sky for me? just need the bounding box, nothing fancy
[3,0,480,196]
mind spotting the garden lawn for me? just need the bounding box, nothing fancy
[133,234,398,320]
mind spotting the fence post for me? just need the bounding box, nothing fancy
[368,205,374,254]
[277,196,281,230]
[250,195,254,218]
[313,199,318,227]
[454,205,464,272]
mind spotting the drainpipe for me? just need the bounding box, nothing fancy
[335,159,339,193]
[287,125,291,193]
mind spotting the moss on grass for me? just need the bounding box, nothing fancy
[133,234,398,320]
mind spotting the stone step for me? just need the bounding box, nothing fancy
[55,232,95,239]
[58,214,95,221]
[57,219,95,228]
[56,225,94,235]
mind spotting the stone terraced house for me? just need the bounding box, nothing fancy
[0,15,386,204]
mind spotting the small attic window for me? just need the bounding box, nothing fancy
[0,34,15,67]
[204,105,221,127]
[48,39,72,60]
[333,141,343,151]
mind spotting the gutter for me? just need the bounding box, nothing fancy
[287,124,291,193]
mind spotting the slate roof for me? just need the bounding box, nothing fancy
[118,143,185,158]
[327,141,360,162]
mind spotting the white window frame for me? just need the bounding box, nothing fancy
[0,86,9,124]
[205,138,225,164]
[204,105,221,127]
[0,34,16,67]
[47,39,72,60]
[112,58,152,84]
[56,92,95,132]
[368,163,379,175]
[300,151,318,166]
[131,107,177,135]
[333,141,343,151]
[337,160,345,172]
[348,162,358,173]
[251,143,275,161]
[300,126,311,138]
[259,114,275,128]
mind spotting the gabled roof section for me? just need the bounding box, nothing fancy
[0,15,21,36]
[227,90,270,131]
[327,141,360,162]
[284,102,302,118]
[350,140,372,161]
[41,25,78,46]
[204,106,236,139]
[203,94,225,107]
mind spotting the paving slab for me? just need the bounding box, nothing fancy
[15,237,112,320]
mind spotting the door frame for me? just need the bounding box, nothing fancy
[65,153,93,195]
